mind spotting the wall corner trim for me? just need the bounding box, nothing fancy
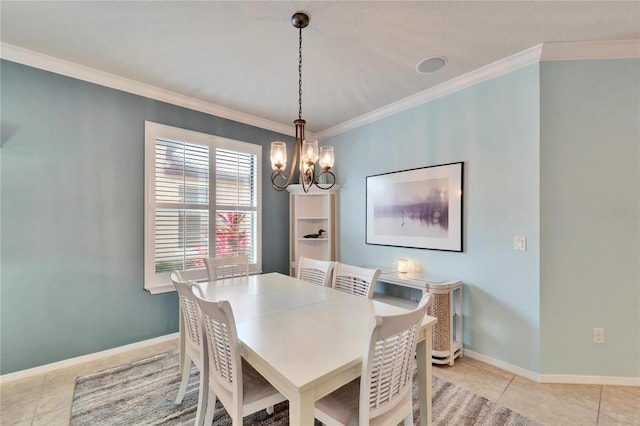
[0,43,294,137]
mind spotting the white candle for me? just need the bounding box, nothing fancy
[398,259,409,273]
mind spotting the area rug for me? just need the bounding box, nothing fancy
[70,350,538,425]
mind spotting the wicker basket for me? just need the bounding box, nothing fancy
[427,292,450,352]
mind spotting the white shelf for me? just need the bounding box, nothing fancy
[375,271,463,366]
[287,185,340,276]
[373,293,418,310]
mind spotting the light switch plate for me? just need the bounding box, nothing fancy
[514,236,527,251]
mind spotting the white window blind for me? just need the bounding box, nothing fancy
[145,121,262,293]
[154,139,209,273]
[215,149,258,262]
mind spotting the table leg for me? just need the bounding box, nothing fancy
[288,390,315,426]
[178,305,185,370]
[416,326,433,426]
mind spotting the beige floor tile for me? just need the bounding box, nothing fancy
[498,376,600,425]
[0,416,33,426]
[35,374,76,415]
[0,340,179,426]
[604,385,640,397]
[32,406,72,426]
[614,386,640,397]
[598,412,635,425]
[600,385,640,425]
[0,373,45,395]
[0,374,44,425]
[432,356,514,401]
[4,338,634,426]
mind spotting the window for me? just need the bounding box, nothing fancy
[144,121,262,293]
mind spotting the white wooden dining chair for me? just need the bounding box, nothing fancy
[314,292,432,426]
[331,263,381,299]
[194,294,287,426]
[170,270,184,282]
[171,273,208,426]
[204,255,249,281]
[297,256,335,287]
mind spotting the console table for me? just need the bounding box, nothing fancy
[375,270,463,366]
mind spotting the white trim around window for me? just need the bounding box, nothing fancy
[144,121,262,294]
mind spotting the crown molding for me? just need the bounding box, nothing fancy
[315,44,544,140]
[0,43,295,137]
[541,39,640,61]
[3,39,638,142]
[316,39,640,140]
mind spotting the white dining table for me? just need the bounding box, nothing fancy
[180,272,437,426]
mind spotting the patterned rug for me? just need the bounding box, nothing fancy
[70,350,538,425]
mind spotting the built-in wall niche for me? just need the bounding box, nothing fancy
[287,185,340,277]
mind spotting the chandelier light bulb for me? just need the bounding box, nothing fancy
[319,146,335,170]
[302,140,319,166]
[270,141,287,171]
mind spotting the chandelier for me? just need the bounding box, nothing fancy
[270,12,336,193]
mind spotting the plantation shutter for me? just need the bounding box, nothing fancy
[154,138,210,274]
[215,149,258,263]
[145,121,262,294]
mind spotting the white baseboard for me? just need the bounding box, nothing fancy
[4,335,638,387]
[0,333,178,385]
[464,349,640,386]
[463,349,540,382]
[538,374,640,387]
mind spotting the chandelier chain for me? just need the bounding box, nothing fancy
[298,25,303,120]
[270,12,336,192]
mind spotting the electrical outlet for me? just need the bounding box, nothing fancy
[593,328,605,344]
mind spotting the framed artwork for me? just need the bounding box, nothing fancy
[366,162,463,251]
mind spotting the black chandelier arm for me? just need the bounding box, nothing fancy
[271,170,290,191]
[313,169,336,190]
[272,167,335,192]
[299,164,313,193]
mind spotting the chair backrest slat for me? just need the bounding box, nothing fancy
[171,273,205,350]
[195,296,242,397]
[332,263,381,299]
[204,255,249,281]
[297,257,335,287]
[360,292,431,423]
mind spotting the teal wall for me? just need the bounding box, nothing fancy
[0,60,291,374]
[325,58,640,377]
[325,65,542,372]
[3,56,638,379]
[540,59,640,377]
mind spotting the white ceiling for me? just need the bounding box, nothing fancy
[1,1,639,134]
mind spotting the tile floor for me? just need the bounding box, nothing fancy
[1,339,638,425]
